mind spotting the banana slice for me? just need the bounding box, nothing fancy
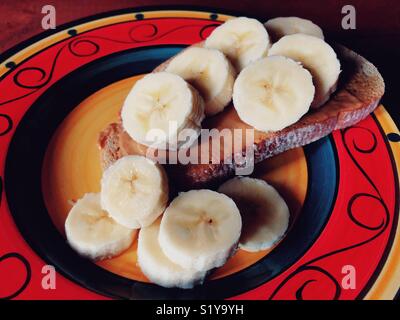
[100,155,169,229]
[268,34,341,108]
[138,219,207,289]
[65,193,136,260]
[159,189,242,271]
[162,47,236,116]
[121,72,205,150]
[218,177,289,252]
[232,55,315,132]
[205,17,270,71]
[264,17,324,41]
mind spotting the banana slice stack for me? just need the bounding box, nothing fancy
[137,180,288,288]
[119,16,340,149]
[65,157,289,288]
[138,189,242,288]
[65,156,169,260]
[65,15,341,289]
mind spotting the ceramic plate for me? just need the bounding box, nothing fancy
[0,8,399,300]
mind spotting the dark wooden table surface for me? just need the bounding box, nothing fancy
[0,0,399,123]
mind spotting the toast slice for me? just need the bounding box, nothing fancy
[98,44,384,190]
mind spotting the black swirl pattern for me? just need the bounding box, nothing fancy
[66,22,218,47]
[295,266,341,300]
[269,126,390,300]
[0,21,219,108]
[0,252,31,300]
[0,114,13,136]
[199,23,220,40]
[0,43,66,107]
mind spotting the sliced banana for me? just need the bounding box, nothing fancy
[159,189,242,271]
[65,193,136,260]
[205,17,270,71]
[121,72,205,150]
[268,34,341,108]
[138,219,207,289]
[218,177,289,252]
[162,47,236,116]
[100,155,169,229]
[232,55,315,132]
[264,17,324,41]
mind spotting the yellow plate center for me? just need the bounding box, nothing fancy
[42,75,308,282]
